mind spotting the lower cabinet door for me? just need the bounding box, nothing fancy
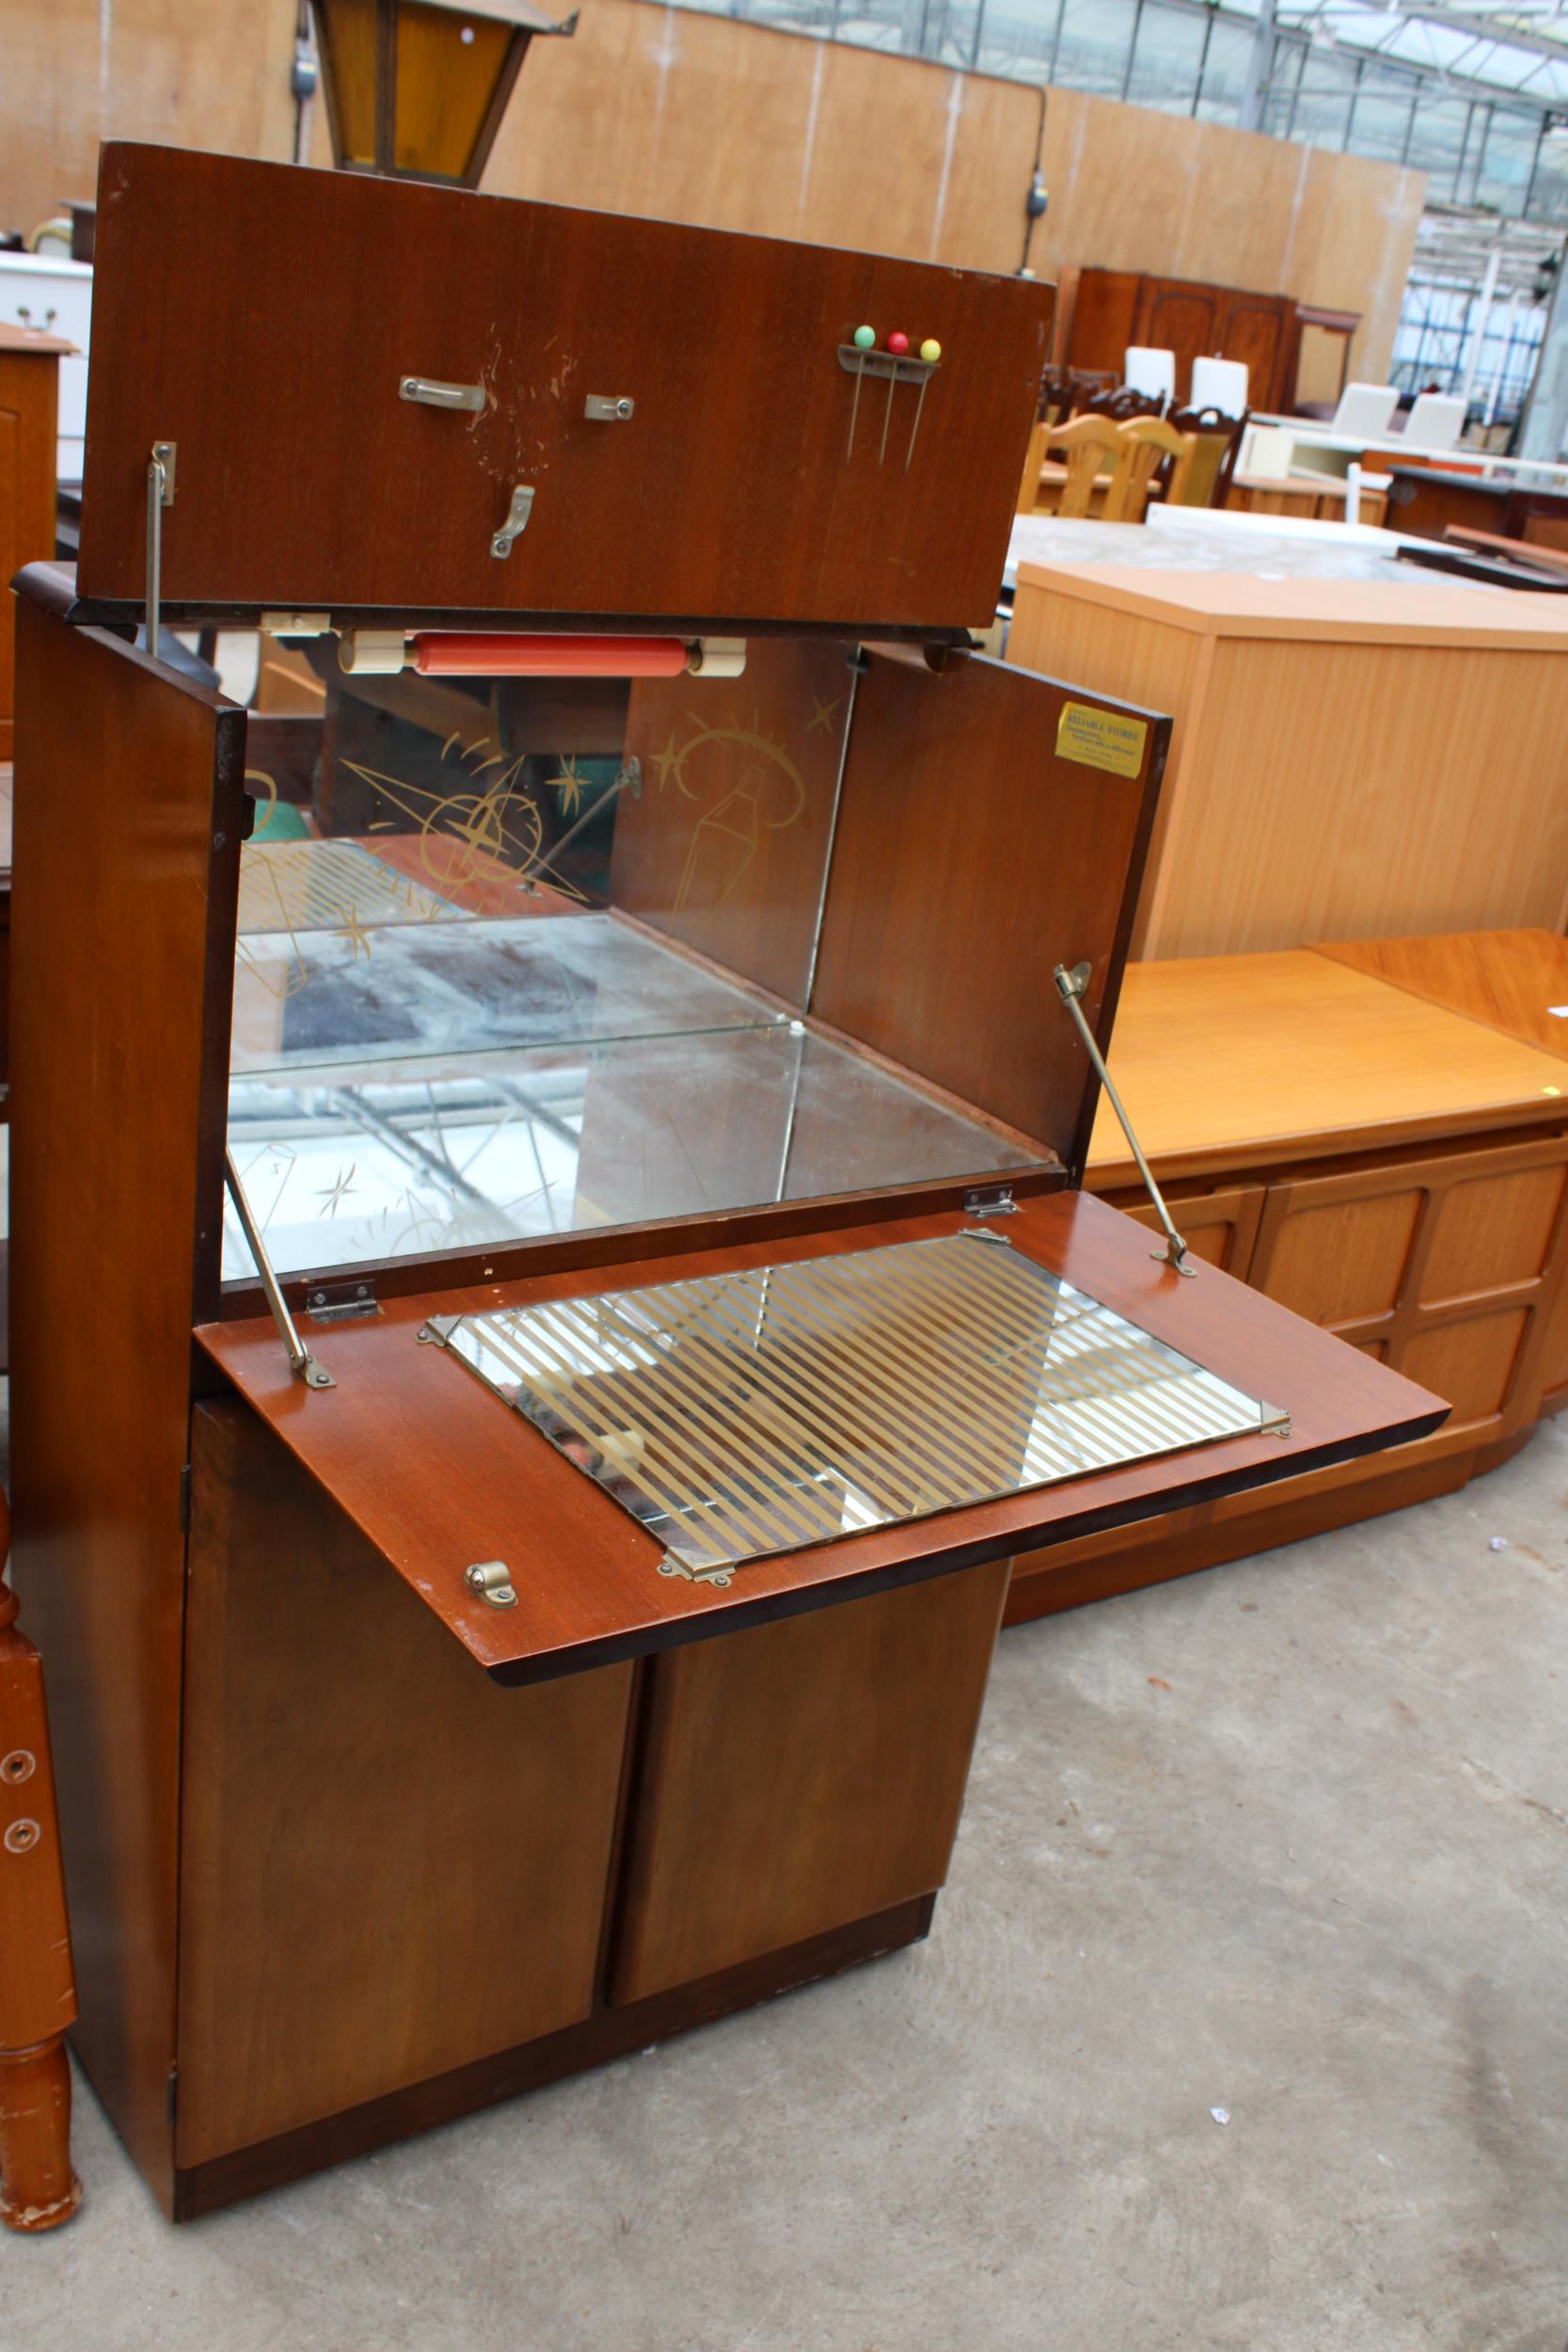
[610,1560,1010,2006]
[1245,1133,1568,1439]
[176,1401,635,2169]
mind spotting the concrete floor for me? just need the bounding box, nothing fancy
[8,1426,1568,2352]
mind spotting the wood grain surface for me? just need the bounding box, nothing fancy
[1313,930,1568,1061]
[177,1400,634,2168]
[78,145,1052,632]
[1013,562,1568,647]
[8,592,246,2208]
[610,1560,1007,2002]
[1008,568,1568,958]
[1085,952,1568,1185]
[810,647,1166,1166]
[1312,930,1568,1416]
[196,1190,1447,1684]
[173,1895,936,2217]
[1063,268,1300,411]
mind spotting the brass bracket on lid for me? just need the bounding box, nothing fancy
[465,1561,517,1610]
[491,485,535,559]
[145,440,176,658]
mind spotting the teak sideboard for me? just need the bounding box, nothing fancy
[1007,943,1568,1625]
[6,143,1444,2221]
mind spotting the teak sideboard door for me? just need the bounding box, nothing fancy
[1106,1182,1267,1281]
[1008,1133,1568,1625]
[1247,1133,1568,1442]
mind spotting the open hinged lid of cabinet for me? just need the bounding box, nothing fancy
[183,633,1445,1684]
[72,144,1053,638]
[14,555,1449,1696]
[196,1188,1445,1685]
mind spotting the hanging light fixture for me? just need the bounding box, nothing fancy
[311,0,577,188]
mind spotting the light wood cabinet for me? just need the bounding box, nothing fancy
[1007,567,1568,961]
[1110,1182,1265,1279]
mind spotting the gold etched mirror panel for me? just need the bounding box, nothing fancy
[426,1232,1285,1583]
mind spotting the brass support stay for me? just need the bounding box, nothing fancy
[222,1151,336,1389]
[145,441,175,656]
[1053,961,1196,1279]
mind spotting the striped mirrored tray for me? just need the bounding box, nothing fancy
[422,1232,1288,1586]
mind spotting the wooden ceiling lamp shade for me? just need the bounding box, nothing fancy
[311,0,577,186]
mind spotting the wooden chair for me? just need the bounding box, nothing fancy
[1105,415,1194,523]
[1085,386,1167,422]
[1020,413,1195,523]
[1164,405,1247,509]
[1019,412,1120,517]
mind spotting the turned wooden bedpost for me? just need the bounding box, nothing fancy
[0,1492,82,2232]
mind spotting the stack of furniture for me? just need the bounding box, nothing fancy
[1058,266,1342,415]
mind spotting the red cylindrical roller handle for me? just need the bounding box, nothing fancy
[411,634,689,677]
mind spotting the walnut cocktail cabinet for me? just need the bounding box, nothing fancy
[9,145,1443,2217]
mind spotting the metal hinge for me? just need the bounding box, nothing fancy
[305,1279,379,1325]
[400,374,486,413]
[166,2065,178,2127]
[963,1184,1018,1218]
[491,485,535,559]
[657,1552,734,1590]
[179,1465,192,1535]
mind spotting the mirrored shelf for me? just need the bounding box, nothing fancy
[232,906,789,1075]
[224,1025,1046,1279]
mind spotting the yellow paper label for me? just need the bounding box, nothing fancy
[1055,702,1148,779]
